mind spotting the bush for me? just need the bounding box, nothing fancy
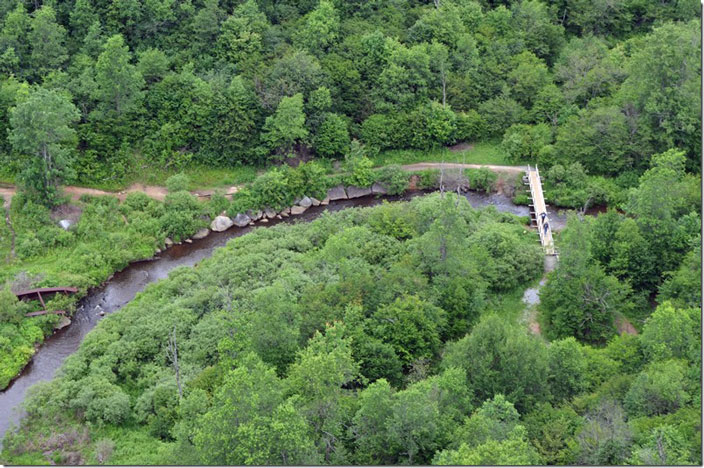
[468,168,498,193]
[314,113,350,158]
[166,173,191,193]
[360,114,398,153]
[501,124,552,163]
[247,168,295,211]
[374,165,409,195]
[229,187,259,216]
[416,169,439,189]
[405,102,457,150]
[344,141,375,187]
[478,95,528,137]
[160,192,204,242]
[454,110,487,142]
[206,190,230,218]
[16,233,43,259]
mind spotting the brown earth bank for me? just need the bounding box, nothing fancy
[0,163,527,207]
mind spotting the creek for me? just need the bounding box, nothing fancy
[0,190,567,444]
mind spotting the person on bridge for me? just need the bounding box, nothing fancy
[540,212,547,223]
[543,222,549,235]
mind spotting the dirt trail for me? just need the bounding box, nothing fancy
[0,162,529,207]
[0,183,241,206]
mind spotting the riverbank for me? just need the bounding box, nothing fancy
[0,161,563,396]
[0,188,538,444]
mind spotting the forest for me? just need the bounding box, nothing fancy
[0,0,701,465]
[1,188,701,465]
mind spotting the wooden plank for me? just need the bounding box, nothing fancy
[25,310,66,317]
[15,287,78,296]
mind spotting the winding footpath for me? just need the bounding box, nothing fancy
[1,163,525,208]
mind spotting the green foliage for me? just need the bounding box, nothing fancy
[442,315,549,413]
[9,87,80,207]
[466,168,498,193]
[261,93,308,158]
[540,216,627,344]
[3,194,557,464]
[165,173,190,193]
[501,123,551,163]
[640,302,700,363]
[624,360,690,417]
[374,165,408,195]
[0,0,701,463]
[344,140,374,187]
[313,113,349,158]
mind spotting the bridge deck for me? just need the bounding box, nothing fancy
[15,287,78,299]
[526,166,556,255]
[15,287,78,317]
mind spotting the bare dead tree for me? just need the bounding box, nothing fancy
[166,326,182,400]
[439,160,445,198]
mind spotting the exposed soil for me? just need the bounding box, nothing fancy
[616,316,639,335]
[50,203,83,224]
[1,183,242,205]
[448,142,475,152]
[0,186,14,208]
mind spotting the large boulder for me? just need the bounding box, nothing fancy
[280,207,291,217]
[192,228,210,240]
[291,205,308,215]
[321,197,330,206]
[372,182,388,195]
[164,237,173,247]
[310,197,321,206]
[298,196,313,208]
[346,186,372,198]
[327,185,347,201]
[233,213,252,227]
[211,215,234,232]
[264,208,277,219]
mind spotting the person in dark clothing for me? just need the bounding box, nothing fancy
[540,212,547,223]
[543,222,549,235]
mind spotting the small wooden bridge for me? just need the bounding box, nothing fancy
[15,287,78,317]
[523,165,557,256]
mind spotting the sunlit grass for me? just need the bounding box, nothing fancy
[371,140,513,167]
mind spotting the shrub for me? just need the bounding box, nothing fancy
[314,113,350,158]
[405,102,457,149]
[16,233,43,259]
[229,188,259,216]
[247,168,294,211]
[360,114,398,153]
[206,190,230,218]
[501,123,552,163]
[468,168,498,193]
[454,110,487,142]
[416,169,439,189]
[159,192,204,242]
[166,173,191,193]
[374,165,409,195]
[344,141,375,187]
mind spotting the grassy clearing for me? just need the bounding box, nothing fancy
[77,164,261,192]
[371,140,511,167]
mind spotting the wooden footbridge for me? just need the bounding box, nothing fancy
[523,165,557,256]
[15,287,78,317]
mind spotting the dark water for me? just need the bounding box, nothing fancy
[0,190,558,443]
